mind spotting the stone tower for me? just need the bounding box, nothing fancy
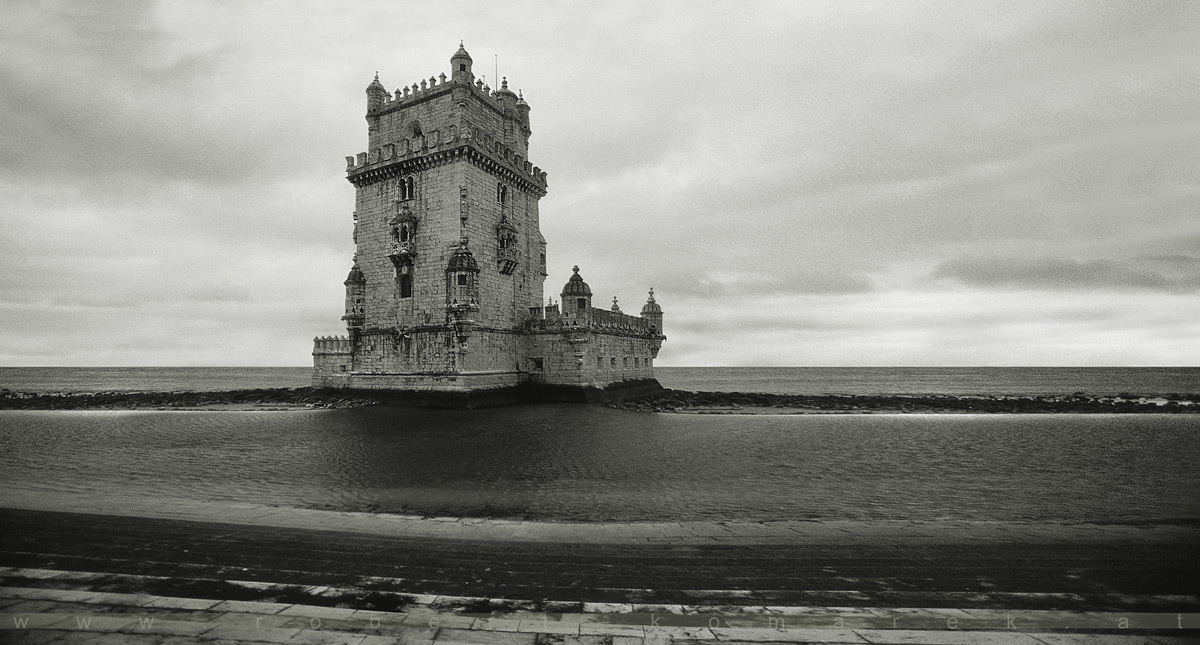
[314,44,664,396]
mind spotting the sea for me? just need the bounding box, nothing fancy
[1,366,1198,524]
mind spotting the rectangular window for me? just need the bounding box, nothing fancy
[597,357,604,369]
[457,274,468,286]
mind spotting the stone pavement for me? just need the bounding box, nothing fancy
[2,576,1196,645]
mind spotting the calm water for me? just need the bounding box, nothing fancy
[3,366,1199,395]
[1,406,1197,523]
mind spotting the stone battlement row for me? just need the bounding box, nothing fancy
[313,336,353,354]
[528,306,658,335]
[376,73,521,111]
[346,127,546,185]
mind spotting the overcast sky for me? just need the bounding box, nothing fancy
[2,1,1198,367]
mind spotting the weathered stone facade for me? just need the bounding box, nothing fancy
[314,44,665,393]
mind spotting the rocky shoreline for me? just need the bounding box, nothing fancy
[607,389,1200,414]
[0,387,377,410]
[2,386,1199,412]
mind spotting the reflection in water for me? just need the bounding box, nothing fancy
[1,406,1197,522]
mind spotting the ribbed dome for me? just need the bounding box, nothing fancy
[451,42,472,64]
[496,77,517,98]
[561,265,592,297]
[344,264,365,285]
[641,288,661,314]
[446,242,479,273]
[366,72,385,93]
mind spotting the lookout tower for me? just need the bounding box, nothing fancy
[313,44,664,396]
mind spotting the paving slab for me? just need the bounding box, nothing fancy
[143,596,224,611]
[433,626,535,644]
[278,605,361,621]
[712,626,869,642]
[202,625,304,642]
[208,599,294,615]
[280,630,369,644]
[856,630,1048,644]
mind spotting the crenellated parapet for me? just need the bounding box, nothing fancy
[313,335,354,354]
[345,127,547,194]
[589,307,658,334]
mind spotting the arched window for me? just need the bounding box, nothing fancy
[496,183,508,205]
[399,176,415,201]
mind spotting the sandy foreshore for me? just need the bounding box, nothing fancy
[1,490,1196,613]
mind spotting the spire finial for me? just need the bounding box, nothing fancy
[459,39,464,48]
[572,265,580,274]
[647,287,656,302]
[374,71,379,80]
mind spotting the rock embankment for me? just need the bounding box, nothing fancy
[0,388,377,410]
[609,389,1200,414]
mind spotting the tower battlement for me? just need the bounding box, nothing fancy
[344,129,546,192]
[314,44,664,398]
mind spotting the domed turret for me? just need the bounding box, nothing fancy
[640,288,663,337]
[446,238,480,308]
[366,72,387,112]
[640,288,661,315]
[342,262,366,340]
[561,265,592,316]
[451,41,473,84]
[496,77,517,108]
[516,90,531,122]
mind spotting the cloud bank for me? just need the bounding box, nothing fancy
[1,1,1198,366]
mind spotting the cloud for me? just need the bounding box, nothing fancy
[1,1,1198,366]
[931,255,1200,293]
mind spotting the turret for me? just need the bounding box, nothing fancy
[561,266,593,320]
[640,288,663,335]
[446,238,481,346]
[451,42,473,84]
[515,90,532,149]
[341,263,366,342]
[366,72,387,113]
[496,77,517,107]
[446,238,480,308]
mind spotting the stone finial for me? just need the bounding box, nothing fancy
[647,287,656,302]
[611,296,621,312]
[501,77,508,90]
[572,265,580,274]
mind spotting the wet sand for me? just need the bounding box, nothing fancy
[1,492,1196,612]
